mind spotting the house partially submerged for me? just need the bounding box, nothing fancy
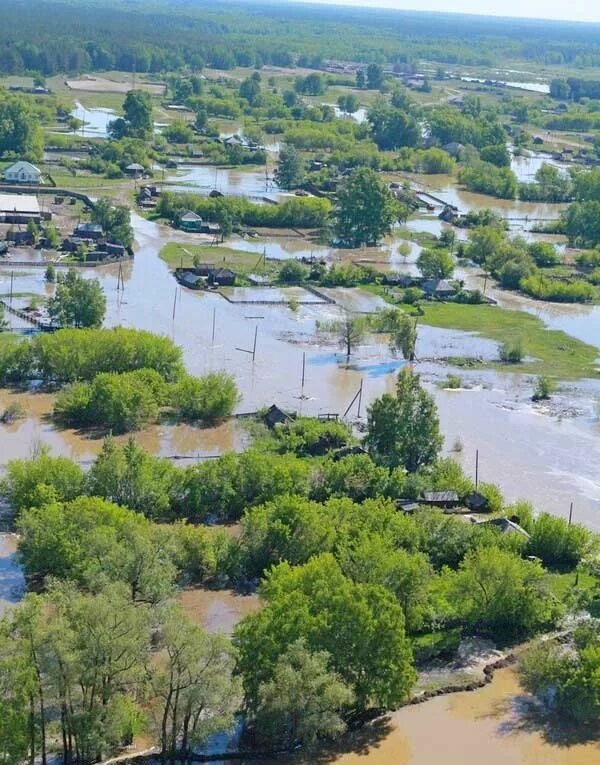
[263,404,294,429]
[178,211,204,232]
[175,265,236,289]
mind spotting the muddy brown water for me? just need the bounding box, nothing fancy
[2,214,600,529]
[176,587,260,635]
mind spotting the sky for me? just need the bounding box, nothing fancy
[295,0,600,24]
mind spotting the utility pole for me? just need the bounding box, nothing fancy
[211,307,216,345]
[475,449,479,489]
[568,501,574,526]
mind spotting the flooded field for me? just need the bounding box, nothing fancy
[0,534,25,616]
[165,164,288,201]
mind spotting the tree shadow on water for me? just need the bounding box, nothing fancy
[497,696,600,748]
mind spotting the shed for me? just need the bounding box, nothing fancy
[263,404,293,429]
[422,278,456,299]
[124,163,145,178]
[176,271,205,290]
[0,193,40,221]
[422,491,460,509]
[209,268,236,286]
[178,211,204,232]
[7,230,34,246]
[4,161,42,184]
[0,241,8,256]
[396,499,420,513]
[74,222,104,240]
[479,517,530,539]
[466,492,488,513]
[104,242,126,258]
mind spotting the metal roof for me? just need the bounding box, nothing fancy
[0,193,40,214]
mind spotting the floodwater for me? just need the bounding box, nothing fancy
[3,214,600,528]
[0,534,25,616]
[510,148,571,183]
[460,76,550,94]
[177,587,260,635]
[165,165,288,201]
[402,172,567,226]
[323,667,599,765]
[72,102,117,139]
[0,387,248,465]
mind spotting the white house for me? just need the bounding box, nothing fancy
[4,161,42,184]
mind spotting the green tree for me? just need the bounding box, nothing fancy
[91,198,134,248]
[337,94,359,114]
[275,143,305,190]
[151,606,239,757]
[170,372,239,423]
[335,167,395,247]
[356,70,366,89]
[366,63,384,89]
[252,639,353,750]
[87,436,179,520]
[520,623,600,724]
[367,100,421,150]
[121,90,153,138]
[236,554,415,711]
[365,368,442,471]
[416,249,454,279]
[526,513,592,567]
[0,94,44,160]
[1,447,85,512]
[390,313,418,361]
[48,269,106,328]
[451,547,560,638]
[44,223,61,250]
[322,314,366,357]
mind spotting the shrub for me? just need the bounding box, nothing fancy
[54,368,168,433]
[499,338,524,363]
[274,417,352,456]
[171,372,239,423]
[278,260,309,284]
[532,376,555,401]
[526,513,593,567]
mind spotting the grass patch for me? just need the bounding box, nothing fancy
[547,569,597,602]
[160,242,280,281]
[366,285,599,379]
[418,302,599,379]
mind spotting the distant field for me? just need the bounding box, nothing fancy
[65,75,165,95]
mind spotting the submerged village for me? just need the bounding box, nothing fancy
[0,2,599,764]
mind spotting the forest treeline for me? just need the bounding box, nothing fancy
[4,0,600,76]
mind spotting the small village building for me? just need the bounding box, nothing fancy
[209,267,236,286]
[466,492,489,513]
[396,499,420,513]
[0,194,42,224]
[124,163,145,178]
[4,161,42,185]
[421,491,460,509]
[263,404,293,429]
[479,517,530,539]
[74,222,104,240]
[178,211,204,232]
[176,271,205,290]
[105,242,127,258]
[422,278,456,299]
[7,230,35,246]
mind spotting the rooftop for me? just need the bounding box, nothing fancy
[0,193,40,214]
